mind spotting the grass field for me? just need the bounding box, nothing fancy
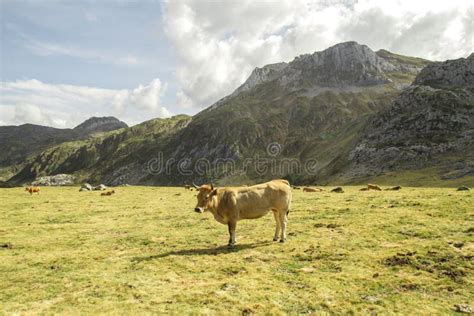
[1,186,473,314]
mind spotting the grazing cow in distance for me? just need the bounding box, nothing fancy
[385,185,402,191]
[25,186,40,195]
[101,190,115,196]
[303,187,324,192]
[368,184,382,191]
[184,185,191,190]
[193,179,292,247]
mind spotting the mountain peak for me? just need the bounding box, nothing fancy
[289,41,393,86]
[73,116,128,133]
[231,42,429,98]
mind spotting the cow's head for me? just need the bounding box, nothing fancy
[194,183,217,213]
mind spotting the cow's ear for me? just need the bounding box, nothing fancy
[211,189,218,196]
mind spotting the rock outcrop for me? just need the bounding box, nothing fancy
[347,54,474,178]
[414,54,474,88]
[31,174,76,186]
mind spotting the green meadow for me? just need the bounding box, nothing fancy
[1,186,472,314]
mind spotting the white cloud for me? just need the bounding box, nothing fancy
[161,0,473,110]
[0,79,171,128]
[129,78,169,112]
[25,39,142,66]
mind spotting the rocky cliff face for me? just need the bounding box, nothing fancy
[234,62,288,94]
[414,54,474,88]
[231,41,428,97]
[346,54,474,180]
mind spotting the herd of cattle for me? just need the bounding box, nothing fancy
[297,184,402,192]
[185,183,401,193]
[23,180,403,247]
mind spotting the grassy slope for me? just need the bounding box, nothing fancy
[9,115,191,184]
[1,186,472,314]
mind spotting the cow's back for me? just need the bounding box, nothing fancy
[227,180,291,219]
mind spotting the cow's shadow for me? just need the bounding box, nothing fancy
[132,241,273,263]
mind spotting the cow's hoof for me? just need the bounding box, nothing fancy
[279,239,285,243]
[227,243,235,249]
[273,237,278,241]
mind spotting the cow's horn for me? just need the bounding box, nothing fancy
[193,182,199,189]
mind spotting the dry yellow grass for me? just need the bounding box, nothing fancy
[0,186,473,314]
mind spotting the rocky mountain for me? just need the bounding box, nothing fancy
[231,41,428,96]
[6,42,435,186]
[0,117,128,180]
[343,54,474,182]
[6,42,472,186]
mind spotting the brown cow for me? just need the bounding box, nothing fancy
[385,185,402,191]
[184,185,191,190]
[368,184,382,191]
[303,187,324,192]
[26,186,40,195]
[193,179,292,246]
[101,190,115,196]
[331,187,344,193]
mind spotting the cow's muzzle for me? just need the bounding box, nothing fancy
[194,207,203,213]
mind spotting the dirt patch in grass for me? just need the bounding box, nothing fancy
[383,250,470,282]
[314,223,341,229]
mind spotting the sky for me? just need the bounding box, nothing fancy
[0,0,472,128]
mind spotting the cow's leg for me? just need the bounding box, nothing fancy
[272,210,281,241]
[279,210,288,243]
[227,221,237,247]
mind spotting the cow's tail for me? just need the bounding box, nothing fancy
[286,184,292,218]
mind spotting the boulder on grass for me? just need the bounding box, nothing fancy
[79,183,93,191]
[93,184,107,191]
